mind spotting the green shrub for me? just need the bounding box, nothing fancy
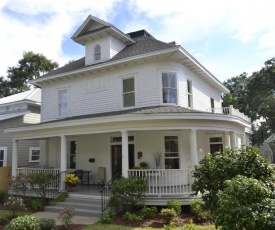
[190,198,211,223]
[111,176,147,212]
[27,172,55,203]
[182,220,196,230]
[192,146,275,212]
[100,210,116,224]
[0,216,8,225]
[122,212,143,222]
[38,218,56,230]
[51,191,68,205]
[141,206,158,219]
[5,215,40,230]
[160,208,177,224]
[214,175,275,230]
[4,196,27,217]
[0,190,7,203]
[25,197,44,211]
[167,199,181,215]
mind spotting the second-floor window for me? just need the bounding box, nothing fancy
[122,77,135,107]
[210,97,215,112]
[162,73,177,104]
[94,44,101,61]
[58,89,68,117]
[187,79,193,108]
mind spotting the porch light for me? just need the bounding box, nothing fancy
[138,151,143,159]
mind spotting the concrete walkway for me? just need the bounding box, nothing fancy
[32,211,99,226]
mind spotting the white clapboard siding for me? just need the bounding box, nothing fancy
[110,37,126,58]
[41,61,223,122]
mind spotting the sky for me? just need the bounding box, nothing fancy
[1,0,275,83]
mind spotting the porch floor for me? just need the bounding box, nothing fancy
[71,184,102,196]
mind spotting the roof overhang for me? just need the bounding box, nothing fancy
[30,47,229,93]
[0,111,29,121]
[5,112,250,139]
[72,15,135,46]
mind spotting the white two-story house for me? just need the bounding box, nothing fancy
[6,15,251,200]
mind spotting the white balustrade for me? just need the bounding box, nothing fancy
[205,107,251,123]
[15,168,61,190]
[128,169,192,195]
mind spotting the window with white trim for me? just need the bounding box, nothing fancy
[122,77,135,107]
[58,89,68,117]
[187,79,193,108]
[29,147,40,162]
[0,147,7,167]
[210,97,215,112]
[94,44,101,61]
[164,136,179,169]
[162,73,177,104]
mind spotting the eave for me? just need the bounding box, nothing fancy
[30,47,228,93]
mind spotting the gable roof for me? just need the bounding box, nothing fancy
[0,88,41,106]
[72,15,135,45]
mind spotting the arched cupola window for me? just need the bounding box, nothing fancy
[94,44,101,61]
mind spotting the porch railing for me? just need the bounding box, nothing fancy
[205,105,251,123]
[128,169,193,195]
[15,168,61,190]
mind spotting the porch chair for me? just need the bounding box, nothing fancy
[94,167,105,187]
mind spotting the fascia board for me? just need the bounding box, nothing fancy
[5,112,250,133]
[178,47,229,93]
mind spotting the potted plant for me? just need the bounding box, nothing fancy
[64,173,79,192]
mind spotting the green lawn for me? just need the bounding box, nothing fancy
[84,224,216,230]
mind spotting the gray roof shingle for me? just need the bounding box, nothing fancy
[41,34,176,78]
[39,105,203,125]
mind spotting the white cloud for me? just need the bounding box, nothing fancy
[0,0,121,76]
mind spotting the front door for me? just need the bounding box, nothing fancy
[111,144,134,178]
[0,147,7,167]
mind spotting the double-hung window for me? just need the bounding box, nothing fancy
[58,89,68,117]
[122,77,135,107]
[164,136,179,169]
[162,73,177,104]
[187,79,193,108]
[29,147,40,162]
[0,147,7,167]
[94,44,101,61]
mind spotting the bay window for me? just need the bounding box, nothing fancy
[162,73,177,104]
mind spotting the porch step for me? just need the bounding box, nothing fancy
[44,195,102,217]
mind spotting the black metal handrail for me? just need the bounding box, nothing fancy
[100,172,120,216]
[44,171,67,200]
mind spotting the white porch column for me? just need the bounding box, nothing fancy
[190,129,198,168]
[60,135,67,190]
[121,130,129,178]
[230,131,236,149]
[241,133,246,147]
[224,132,230,149]
[12,139,18,177]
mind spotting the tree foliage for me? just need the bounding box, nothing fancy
[192,146,275,212]
[223,57,275,143]
[214,175,275,230]
[1,51,58,97]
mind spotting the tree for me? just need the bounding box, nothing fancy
[7,51,58,94]
[0,76,11,98]
[214,176,275,230]
[247,58,275,133]
[192,146,275,212]
[222,72,249,115]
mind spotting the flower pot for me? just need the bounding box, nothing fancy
[68,186,75,192]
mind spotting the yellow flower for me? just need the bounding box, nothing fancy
[64,173,79,186]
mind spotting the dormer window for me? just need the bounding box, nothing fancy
[94,44,101,61]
